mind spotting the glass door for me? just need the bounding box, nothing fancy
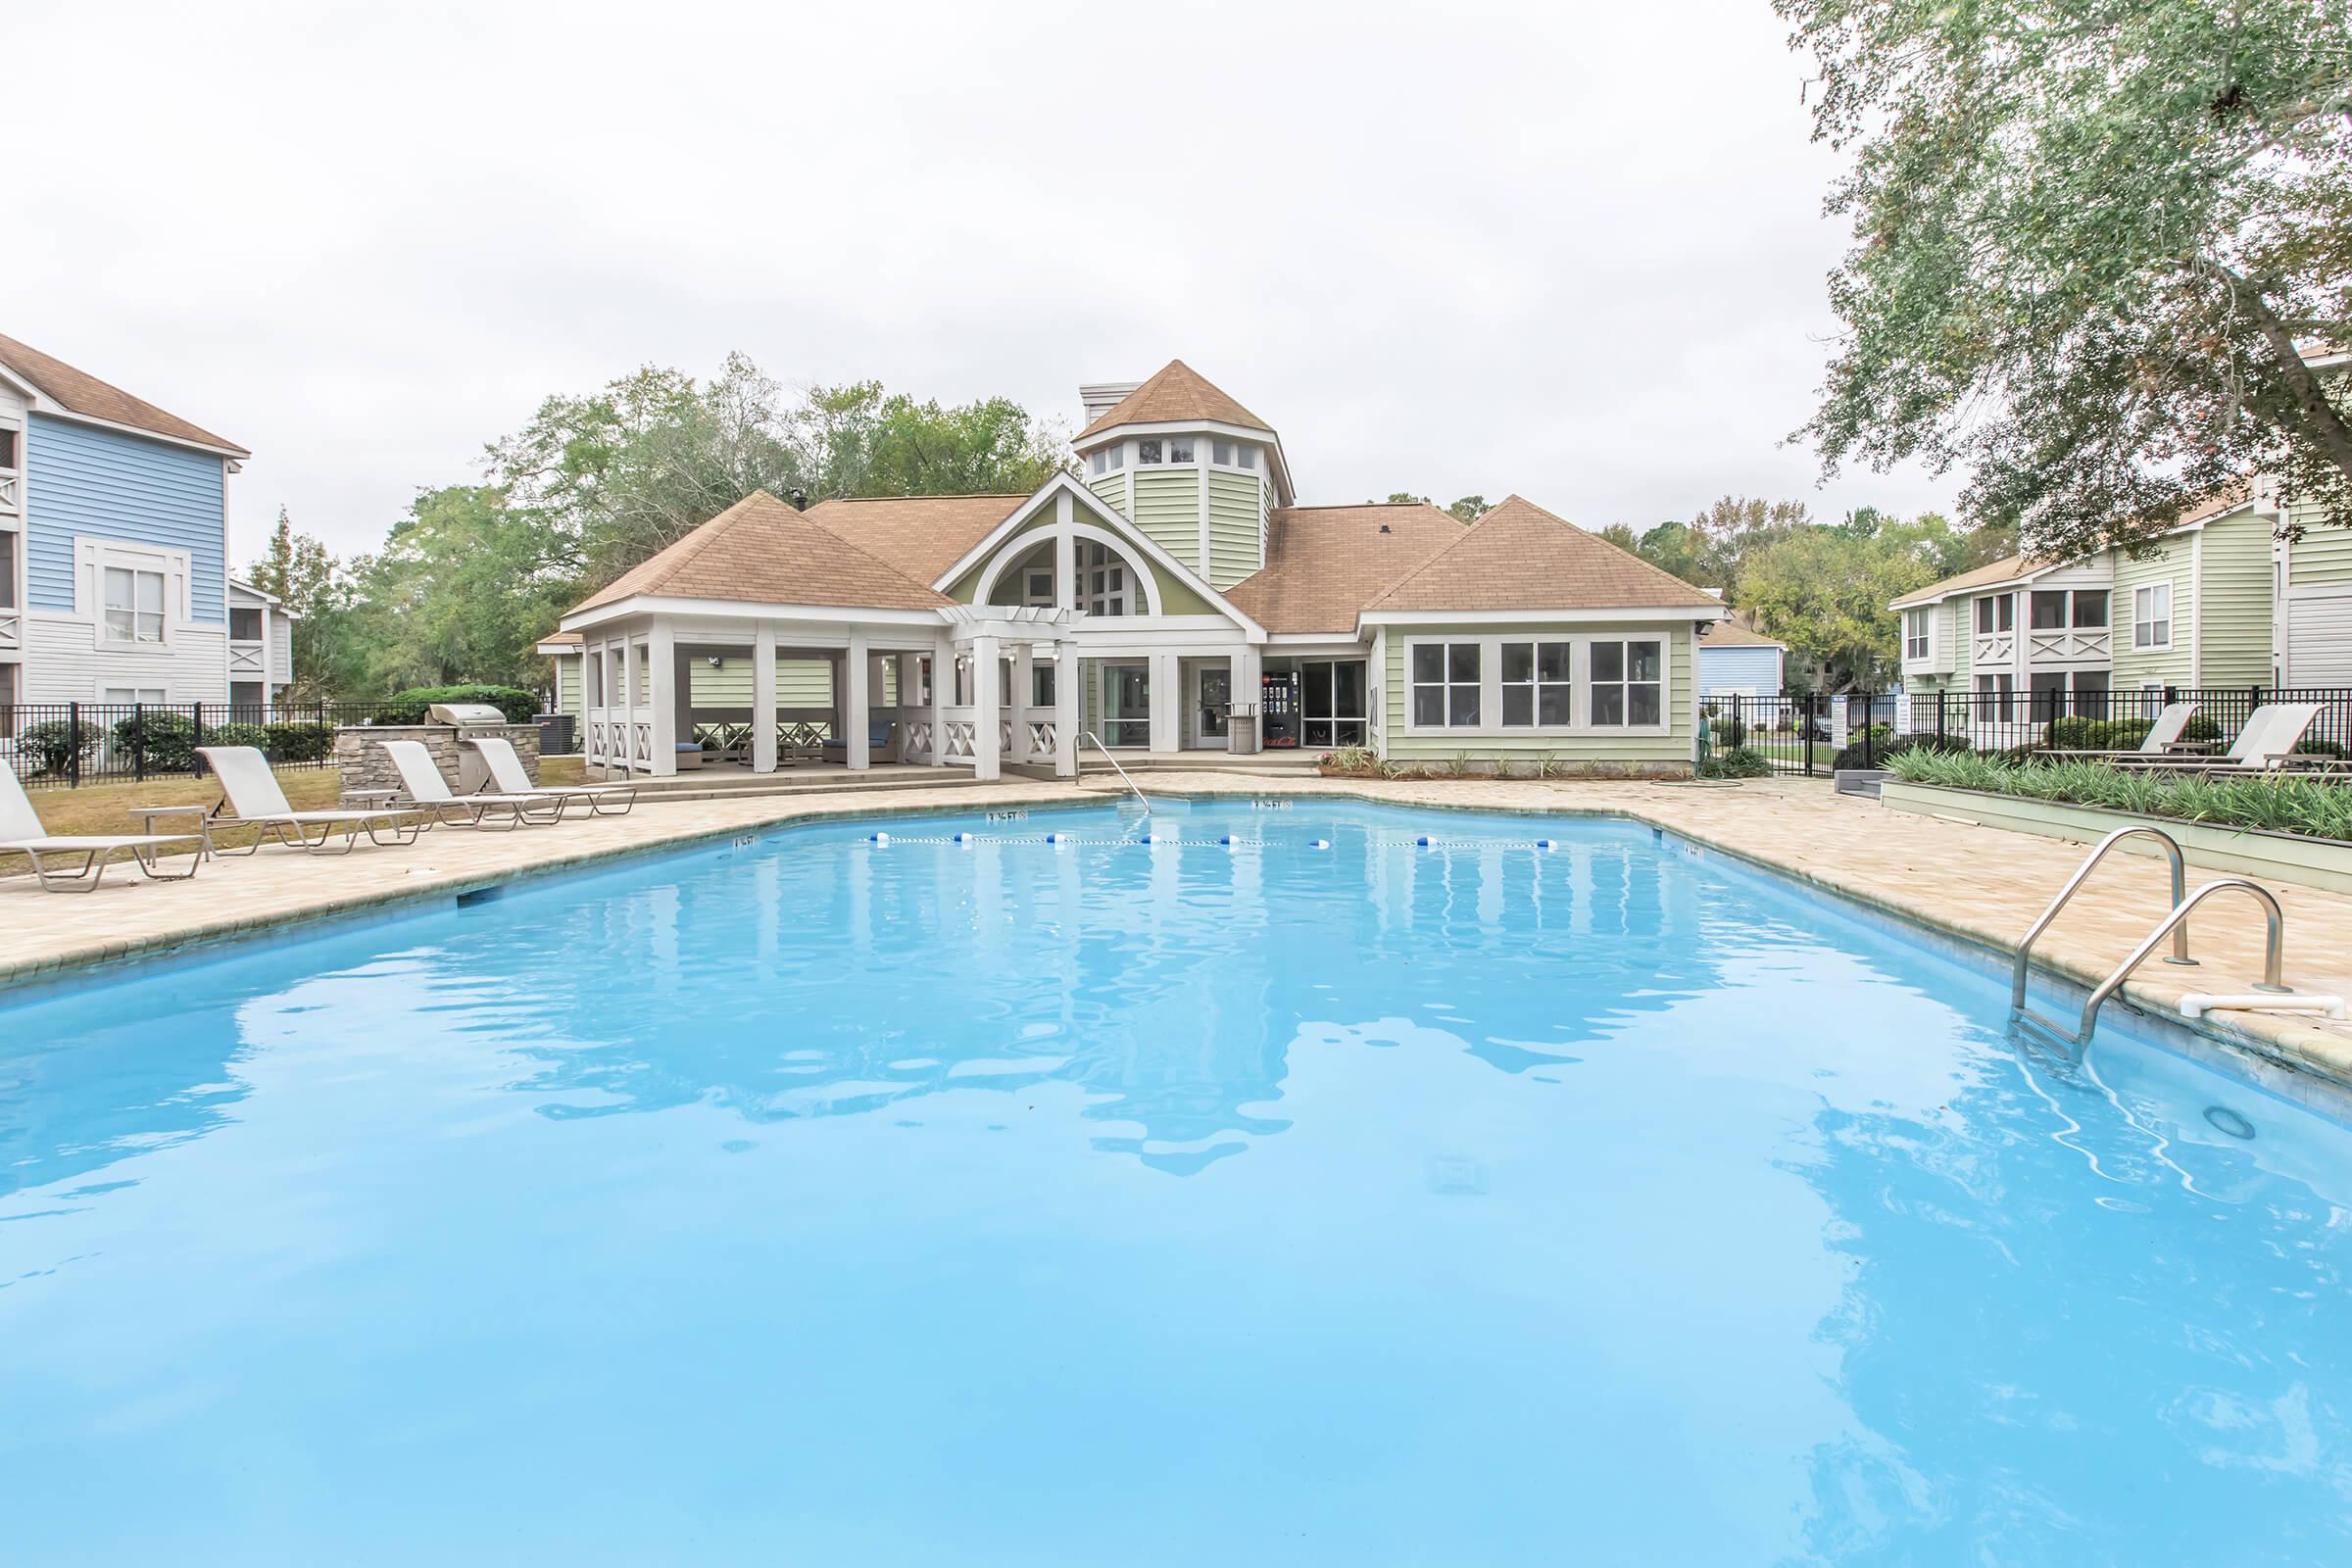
[1195,665,1230,747]
[1102,662,1151,748]
[1299,661,1369,748]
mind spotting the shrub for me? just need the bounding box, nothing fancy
[16,718,94,777]
[109,709,202,773]
[1833,728,1968,772]
[1699,745,1771,779]
[1709,714,1749,750]
[1886,750,2352,842]
[266,720,335,763]
[384,684,539,724]
[2047,715,2152,751]
[203,721,274,756]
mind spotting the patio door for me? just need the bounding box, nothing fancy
[1298,660,1369,748]
[1101,662,1150,748]
[1192,664,1230,748]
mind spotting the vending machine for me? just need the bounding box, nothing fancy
[1258,669,1300,748]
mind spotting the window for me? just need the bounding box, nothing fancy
[1410,642,1481,727]
[101,686,169,705]
[103,565,166,644]
[1590,639,1663,727]
[0,659,17,714]
[1088,444,1125,475]
[1167,437,1195,464]
[2072,590,2107,628]
[1023,568,1054,607]
[1903,608,1931,661]
[229,605,264,641]
[1974,671,2015,718]
[1298,660,1369,748]
[0,530,15,611]
[1500,640,1573,726]
[1211,440,1232,466]
[1032,662,1055,707]
[2132,582,2173,649]
[1975,593,2013,634]
[0,428,16,469]
[1137,439,1163,465]
[1235,444,1257,470]
[1075,541,1130,616]
[2030,590,2068,630]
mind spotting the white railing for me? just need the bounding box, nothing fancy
[0,608,18,651]
[2027,627,2110,662]
[943,719,978,760]
[1973,633,2015,665]
[904,717,935,761]
[1027,718,1056,756]
[228,640,265,675]
[0,472,19,513]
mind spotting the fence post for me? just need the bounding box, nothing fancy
[132,701,145,784]
[193,702,206,778]
[1859,698,1873,770]
[67,701,80,787]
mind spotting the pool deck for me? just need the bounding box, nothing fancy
[5,772,2351,1092]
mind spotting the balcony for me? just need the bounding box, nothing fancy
[229,638,268,678]
[0,468,18,516]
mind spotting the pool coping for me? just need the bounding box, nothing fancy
[6,776,2350,1104]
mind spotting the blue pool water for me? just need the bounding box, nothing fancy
[4,800,2352,1564]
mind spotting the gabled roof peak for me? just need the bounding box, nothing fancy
[0,330,247,455]
[1075,360,1273,441]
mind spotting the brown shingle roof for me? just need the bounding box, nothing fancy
[568,490,951,615]
[1887,554,2040,610]
[799,493,1026,585]
[1364,495,1724,614]
[1702,620,1786,649]
[0,332,247,454]
[1226,504,1466,633]
[1075,360,1272,440]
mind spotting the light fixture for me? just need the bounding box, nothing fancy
[707,656,724,668]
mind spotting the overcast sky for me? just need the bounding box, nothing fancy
[13,1,1958,564]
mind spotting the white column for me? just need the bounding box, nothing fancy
[1229,646,1262,754]
[649,620,678,776]
[1054,645,1080,777]
[847,629,871,769]
[1054,492,1076,612]
[1012,641,1034,762]
[1149,651,1180,755]
[931,632,954,767]
[752,622,778,773]
[972,632,1002,781]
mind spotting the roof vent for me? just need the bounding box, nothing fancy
[1379,523,1392,533]
[1078,380,1142,425]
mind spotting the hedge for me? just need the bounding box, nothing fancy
[1886,750,2352,842]
[383,685,539,724]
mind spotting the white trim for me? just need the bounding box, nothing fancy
[973,519,1156,614]
[26,403,246,461]
[2189,527,2205,685]
[1359,606,1718,630]
[561,595,947,634]
[2131,580,2175,651]
[1074,418,1297,508]
[1398,631,1673,739]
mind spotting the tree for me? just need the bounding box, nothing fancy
[1739,513,1995,685]
[1375,491,1494,521]
[344,486,579,692]
[1781,0,2352,557]
[246,507,362,698]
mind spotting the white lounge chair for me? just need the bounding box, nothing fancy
[196,745,420,853]
[2111,703,2323,775]
[0,763,206,893]
[2040,701,2202,760]
[378,739,562,829]
[465,734,637,817]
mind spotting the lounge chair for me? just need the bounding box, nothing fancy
[465,735,637,817]
[2111,703,2322,775]
[196,744,421,853]
[2039,701,2202,760]
[0,763,206,893]
[820,719,898,764]
[378,740,563,829]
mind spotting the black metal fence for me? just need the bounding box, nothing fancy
[1702,686,2352,778]
[0,702,422,789]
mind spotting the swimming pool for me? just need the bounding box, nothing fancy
[4,799,2350,1563]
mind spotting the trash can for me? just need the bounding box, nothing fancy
[1226,701,1260,755]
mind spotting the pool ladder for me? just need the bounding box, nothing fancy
[1080,731,1151,815]
[2011,826,2341,1046]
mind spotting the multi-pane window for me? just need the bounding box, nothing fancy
[1589,639,1663,727]
[1298,660,1368,747]
[1075,542,1129,616]
[1500,640,1573,726]
[1903,608,1930,661]
[1088,445,1125,475]
[103,565,166,644]
[1410,642,1481,727]
[1975,593,2014,634]
[2132,582,2172,649]
[2030,589,2110,629]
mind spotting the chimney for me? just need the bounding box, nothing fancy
[1078,380,1142,425]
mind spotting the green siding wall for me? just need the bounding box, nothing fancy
[688,659,840,707]
[1205,469,1260,589]
[1379,622,1695,770]
[2197,511,2274,686]
[1086,469,1131,521]
[1131,469,1200,571]
[2111,543,2190,688]
[2288,495,2352,587]
[556,657,583,717]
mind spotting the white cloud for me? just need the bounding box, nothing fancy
[8,0,1961,564]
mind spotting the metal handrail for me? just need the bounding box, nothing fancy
[1080,731,1150,811]
[2019,879,2290,1047]
[2011,826,2195,1015]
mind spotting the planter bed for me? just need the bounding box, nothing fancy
[1881,779,2352,895]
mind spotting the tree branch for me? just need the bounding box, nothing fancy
[2196,257,2352,483]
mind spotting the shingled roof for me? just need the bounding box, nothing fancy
[1226,504,1465,633]
[0,332,247,455]
[1076,360,1273,441]
[800,493,1027,585]
[1364,495,1723,614]
[569,490,951,615]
